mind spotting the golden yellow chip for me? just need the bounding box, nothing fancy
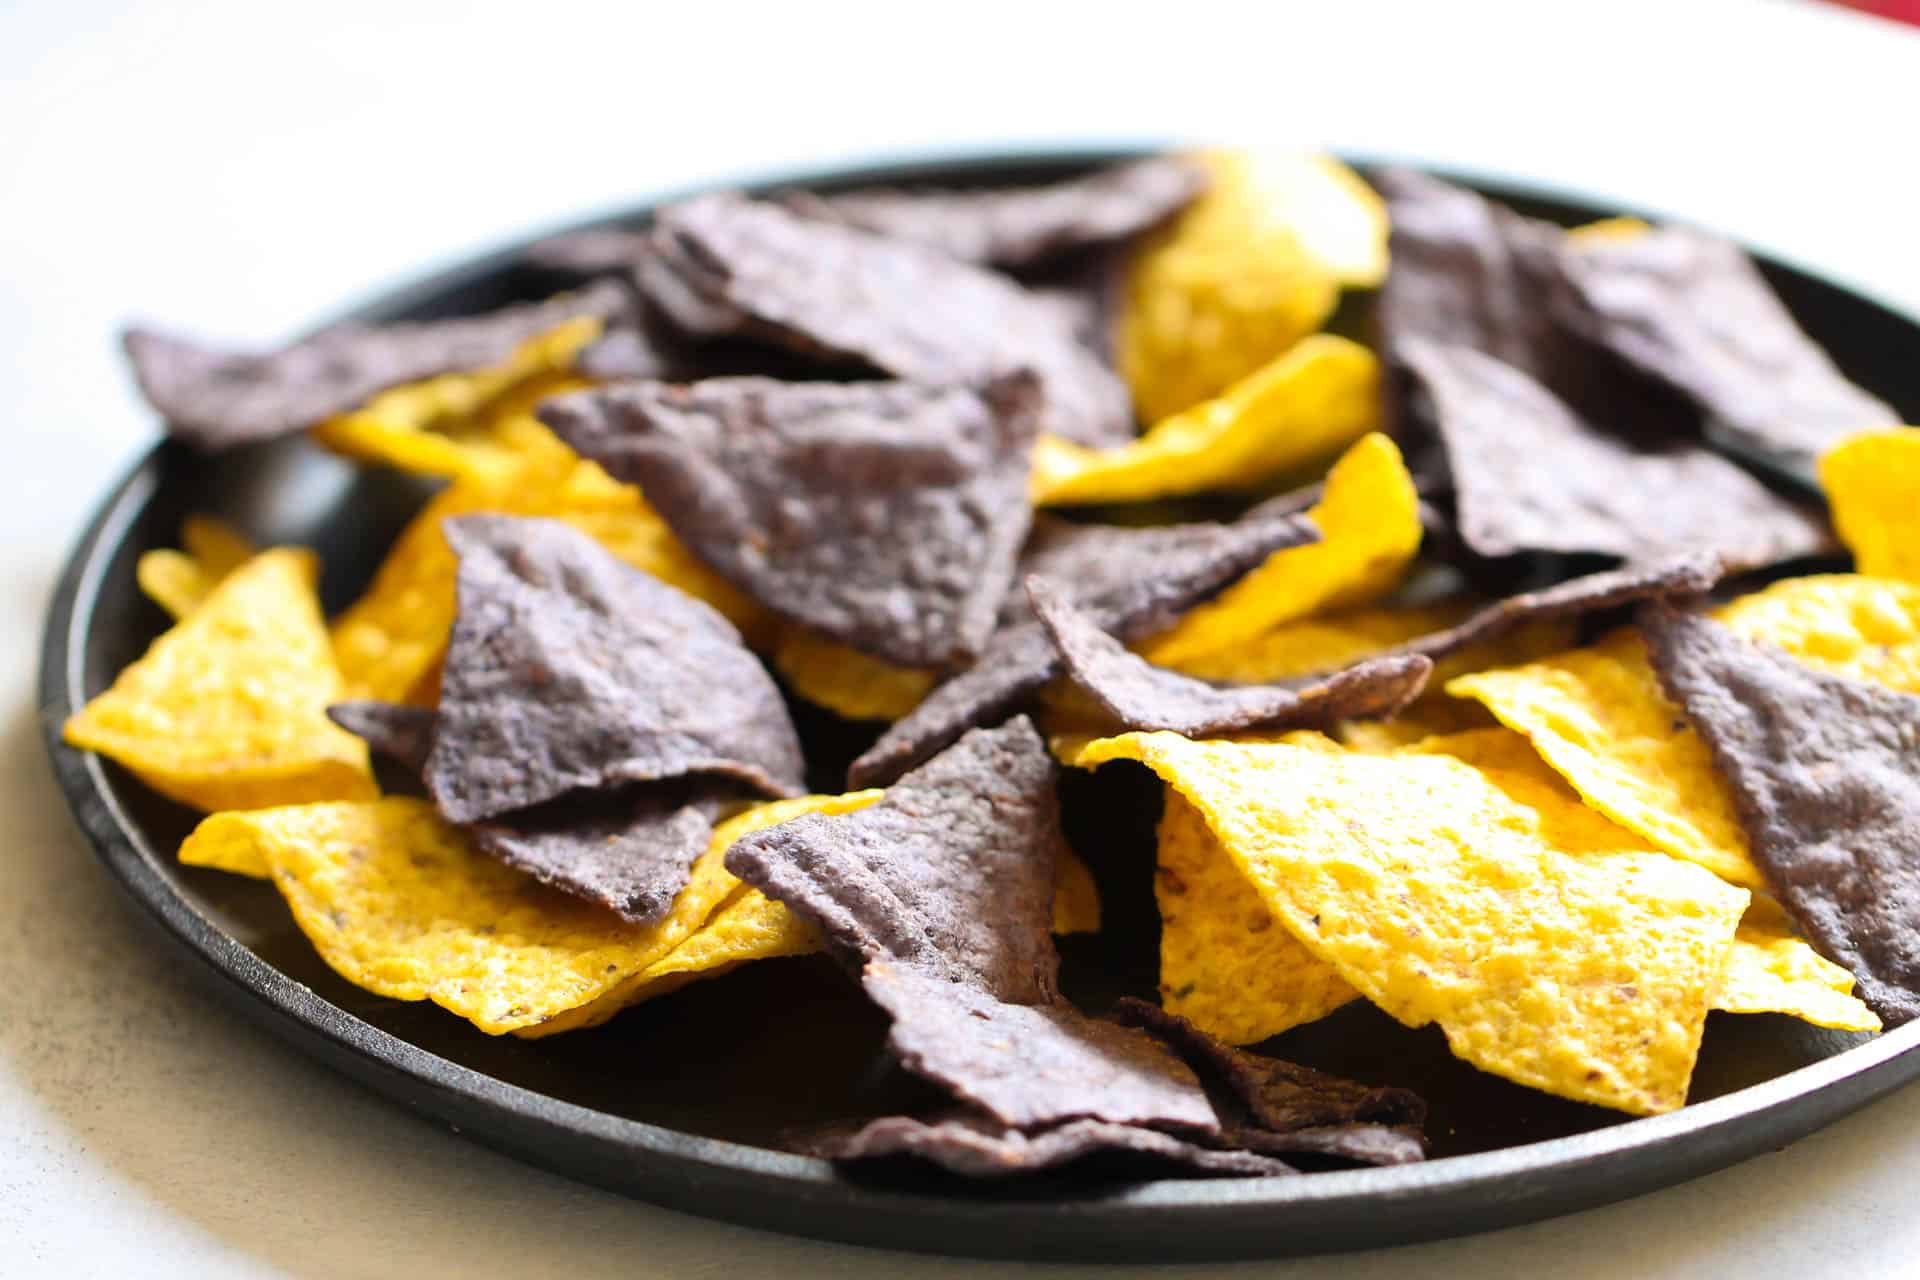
[1051,846,1103,936]
[1066,730,1747,1114]
[310,318,600,483]
[1119,150,1382,422]
[65,548,377,812]
[137,516,261,621]
[331,457,767,703]
[1449,574,1920,891]
[1143,434,1423,667]
[1032,336,1380,507]
[1719,897,1879,1032]
[180,791,881,1035]
[1820,428,1920,583]
[1156,790,1358,1044]
[770,625,937,722]
[179,514,257,579]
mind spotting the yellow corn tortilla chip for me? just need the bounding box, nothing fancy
[180,791,881,1035]
[1335,697,1499,752]
[1031,335,1380,507]
[1051,846,1103,936]
[1119,150,1380,422]
[771,625,938,722]
[1719,896,1880,1032]
[179,514,257,578]
[1156,790,1359,1044]
[1449,574,1920,891]
[331,456,767,703]
[309,318,600,483]
[138,516,261,621]
[1820,428,1920,583]
[1065,730,1748,1114]
[1143,434,1423,666]
[65,548,377,812]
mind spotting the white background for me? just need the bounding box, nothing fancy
[5,1,1920,1275]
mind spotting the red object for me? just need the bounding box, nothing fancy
[1822,0,1920,27]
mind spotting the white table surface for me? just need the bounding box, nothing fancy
[6,1,1920,1274]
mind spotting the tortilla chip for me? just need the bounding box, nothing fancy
[123,281,630,449]
[1142,434,1422,667]
[1335,697,1500,752]
[635,192,1131,447]
[1119,150,1381,422]
[1029,577,1431,736]
[771,626,937,722]
[848,508,1319,786]
[810,1113,1294,1179]
[426,515,802,822]
[1821,428,1920,582]
[1052,846,1103,936]
[1065,731,1748,1114]
[137,516,260,621]
[310,318,600,482]
[1641,604,1920,1026]
[541,374,1041,667]
[1031,335,1380,507]
[791,155,1207,270]
[65,548,377,812]
[1719,898,1880,1032]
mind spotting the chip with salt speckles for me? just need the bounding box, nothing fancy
[122,281,631,449]
[788,155,1208,270]
[1063,730,1748,1114]
[64,547,377,813]
[426,515,803,823]
[1028,577,1431,737]
[634,192,1133,447]
[1821,428,1920,583]
[1641,604,1920,1027]
[540,375,1042,669]
[847,507,1319,787]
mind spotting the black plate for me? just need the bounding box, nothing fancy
[40,147,1920,1262]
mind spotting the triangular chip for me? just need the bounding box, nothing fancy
[65,548,376,812]
[541,375,1041,667]
[1031,335,1380,507]
[811,1113,1295,1179]
[1397,339,1829,566]
[1641,604,1920,1026]
[136,515,260,621]
[634,193,1132,446]
[788,155,1207,270]
[1142,433,1423,667]
[1119,150,1379,421]
[770,625,939,722]
[1029,577,1431,736]
[1718,897,1879,1033]
[1554,225,1898,462]
[425,515,802,822]
[1821,427,1920,582]
[847,507,1318,786]
[1065,731,1747,1114]
[123,282,629,448]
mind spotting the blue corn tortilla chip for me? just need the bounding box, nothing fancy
[784,156,1207,271]
[540,374,1042,669]
[1028,577,1432,736]
[846,508,1320,787]
[427,515,803,823]
[632,192,1134,446]
[121,281,631,449]
[1641,603,1920,1027]
[807,1112,1296,1179]
[327,699,736,925]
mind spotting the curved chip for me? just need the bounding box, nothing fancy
[1821,427,1920,582]
[1143,434,1422,667]
[1031,335,1380,507]
[1065,731,1748,1114]
[1118,150,1380,422]
[65,547,377,812]
[771,626,938,722]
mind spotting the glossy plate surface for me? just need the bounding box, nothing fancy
[39,148,1920,1261]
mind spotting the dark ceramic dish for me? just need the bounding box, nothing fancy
[39,147,1920,1262]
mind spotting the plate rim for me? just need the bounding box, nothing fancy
[38,144,1920,1262]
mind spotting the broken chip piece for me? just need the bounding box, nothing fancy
[65,547,377,812]
[1028,577,1432,737]
[788,155,1207,270]
[1821,428,1920,582]
[1031,334,1381,507]
[847,507,1319,786]
[425,514,803,823]
[634,192,1133,446]
[540,374,1042,668]
[1641,604,1920,1027]
[122,281,631,449]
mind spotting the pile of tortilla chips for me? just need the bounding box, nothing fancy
[76,150,1917,1181]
